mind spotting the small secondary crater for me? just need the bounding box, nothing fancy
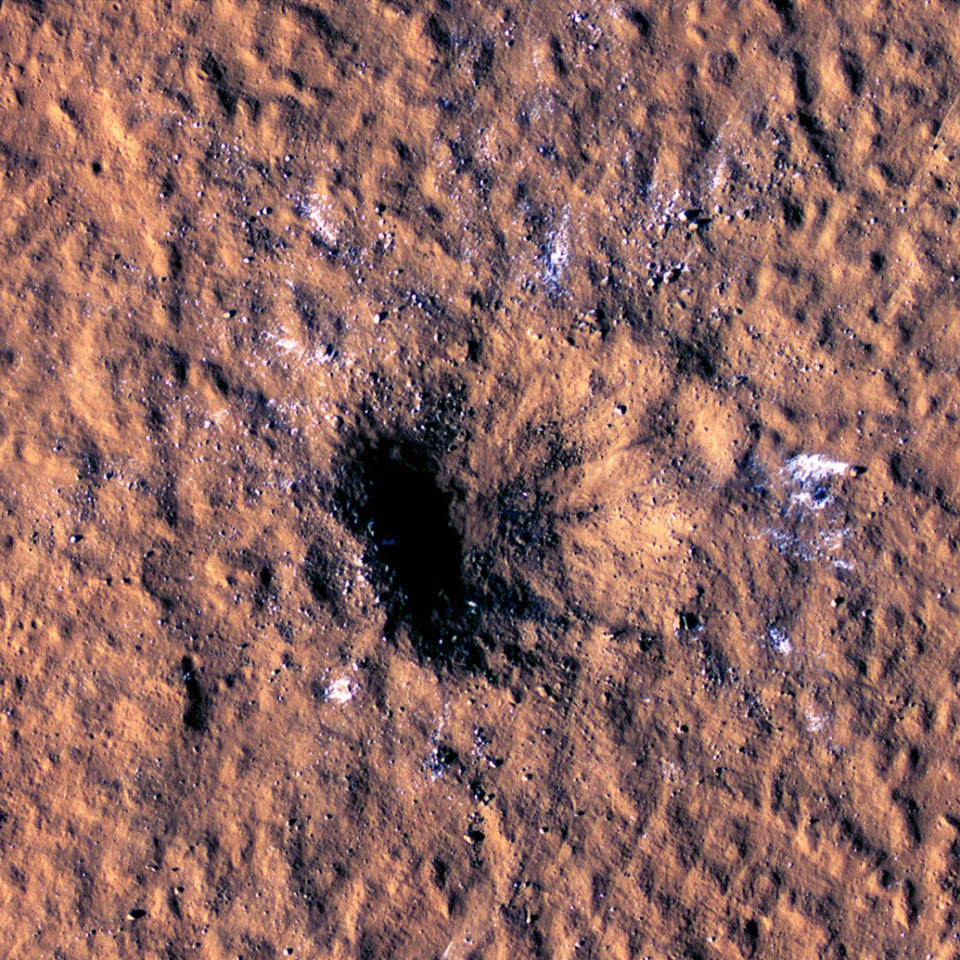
[180,656,208,733]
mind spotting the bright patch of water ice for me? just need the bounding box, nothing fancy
[783,454,852,486]
[767,624,792,655]
[293,193,340,246]
[782,454,852,511]
[541,205,571,294]
[752,451,864,570]
[263,330,338,366]
[804,709,828,733]
[323,676,356,704]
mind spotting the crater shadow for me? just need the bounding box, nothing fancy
[332,436,484,672]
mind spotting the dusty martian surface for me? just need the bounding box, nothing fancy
[2,0,960,957]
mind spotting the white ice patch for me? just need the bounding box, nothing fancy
[306,195,340,246]
[757,451,864,570]
[323,676,356,704]
[782,454,852,511]
[263,331,338,366]
[542,205,571,292]
[784,454,852,487]
[767,625,792,655]
[804,710,828,733]
[660,758,683,783]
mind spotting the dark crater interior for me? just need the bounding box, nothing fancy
[332,434,486,672]
[316,417,567,677]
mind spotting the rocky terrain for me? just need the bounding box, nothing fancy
[2,1,960,957]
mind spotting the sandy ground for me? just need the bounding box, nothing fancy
[2,1,960,957]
